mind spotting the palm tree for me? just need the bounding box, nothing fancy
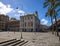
[43,0,60,36]
[45,8,54,34]
[53,1,60,36]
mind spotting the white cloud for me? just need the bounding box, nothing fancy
[0,2,25,17]
[41,19,48,25]
[53,19,55,22]
[15,13,24,16]
[7,5,11,8]
[14,9,25,17]
[16,8,25,14]
[18,10,25,14]
[53,19,55,23]
[0,2,13,15]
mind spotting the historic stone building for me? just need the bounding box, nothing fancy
[40,24,49,32]
[0,14,9,31]
[0,11,40,32]
[20,11,40,32]
[7,18,20,31]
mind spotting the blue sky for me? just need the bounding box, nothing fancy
[0,0,60,26]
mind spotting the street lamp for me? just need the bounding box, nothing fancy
[16,7,23,39]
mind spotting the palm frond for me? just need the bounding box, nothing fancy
[45,8,52,17]
[44,0,59,19]
[54,2,60,9]
[45,12,49,17]
[54,10,58,15]
[43,1,49,8]
[52,10,58,18]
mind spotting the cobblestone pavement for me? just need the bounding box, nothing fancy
[0,32,60,46]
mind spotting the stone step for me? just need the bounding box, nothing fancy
[11,40,24,46]
[0,39,16,44]
[22,41,31,46]
[19,40,28,46]
[1,39,21,46]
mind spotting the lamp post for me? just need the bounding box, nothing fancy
[16,7,23,39]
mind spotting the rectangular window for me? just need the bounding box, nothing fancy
[28,22,30,27]
[28,17,29,19]
[31,16,33,19]
[25,22,26,27]
[31,22,33,27]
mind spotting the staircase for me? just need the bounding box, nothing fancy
[0,39,28,46]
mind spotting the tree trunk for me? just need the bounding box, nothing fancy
[51,16,54,34]
[54,15,59,36]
